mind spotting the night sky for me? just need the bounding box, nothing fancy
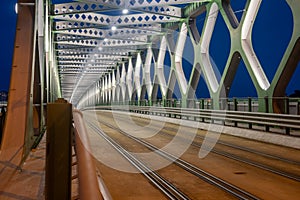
[0,0,17,91]
[0,0,298,98]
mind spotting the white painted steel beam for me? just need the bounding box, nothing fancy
[174,22,188,95]
[156,36,168,96]
[241,0,270,91]
[200,3,219,93]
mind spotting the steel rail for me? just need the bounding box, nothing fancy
[87,122,190,200]
[195,135,300,166]
[192,142,300,182]
[104,112,300,166]
[93,119,259,200]
[140,119,300,166]
[105,113,300,182]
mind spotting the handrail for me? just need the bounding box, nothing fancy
[73,109,110,200]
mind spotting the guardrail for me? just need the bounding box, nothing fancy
[73,110,107,200]
[103,97,300,115]
[90,105,300,136]
[0,103,7,107]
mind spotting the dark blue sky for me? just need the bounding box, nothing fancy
[0,0,298,97]
[0,0,17,91]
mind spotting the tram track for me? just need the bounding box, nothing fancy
[87,118,259,200]
[191,139,300,182]
[107,112,300,182]
[207,139,300,166]
[88,122,191,200]
[131,114,300,165]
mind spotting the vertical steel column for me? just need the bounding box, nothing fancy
[115,66,121,103]
[111,70,116,103]
[174,23,188,107]
[156,36,168,102]
[126,58,134,102]
[144,47,153,106]
[0,1,35,164]
[120,63,127,103]
[46,98,72,200]
[108,73,112,104]
[134,53,143,104]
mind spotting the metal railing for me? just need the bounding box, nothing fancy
[73,110,110,200]
[0,102,7,107]
[90,105,300,136]
[105,97,300,115]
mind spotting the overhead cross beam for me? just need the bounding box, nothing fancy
[53,2,183,17]
[53,20,162,31]
[51,0,193,104]
[76,0,210,8]
[52,12,181,27]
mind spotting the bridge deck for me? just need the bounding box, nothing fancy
[0,110,300,199]
[0,134,79,200]
[85,110,300,199]
[0,135,46,200]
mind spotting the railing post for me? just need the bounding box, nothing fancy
[233,98,238,127]
[200,99,205,122]
[264,96,270,132]
[248,97,252,112]
[284,97,290,135]
[264,96,269,113]
[248,97,252,129]
[233,98,238,111]
[46,98,72,200]
[221,98,227,110]
[285,97,290,114]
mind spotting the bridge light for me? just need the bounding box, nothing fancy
[15,3,18,14]
[122,9,129,14]
[111,26,117,31]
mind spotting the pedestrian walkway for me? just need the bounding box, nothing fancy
[0,135,46,200]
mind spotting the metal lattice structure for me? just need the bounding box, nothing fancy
[48,0,300,113]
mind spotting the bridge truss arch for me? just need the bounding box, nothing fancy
[48,0,300,112]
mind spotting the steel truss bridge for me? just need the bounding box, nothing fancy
[47,0,300,113]
[0,0,299,189]
[6,0,284,110]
